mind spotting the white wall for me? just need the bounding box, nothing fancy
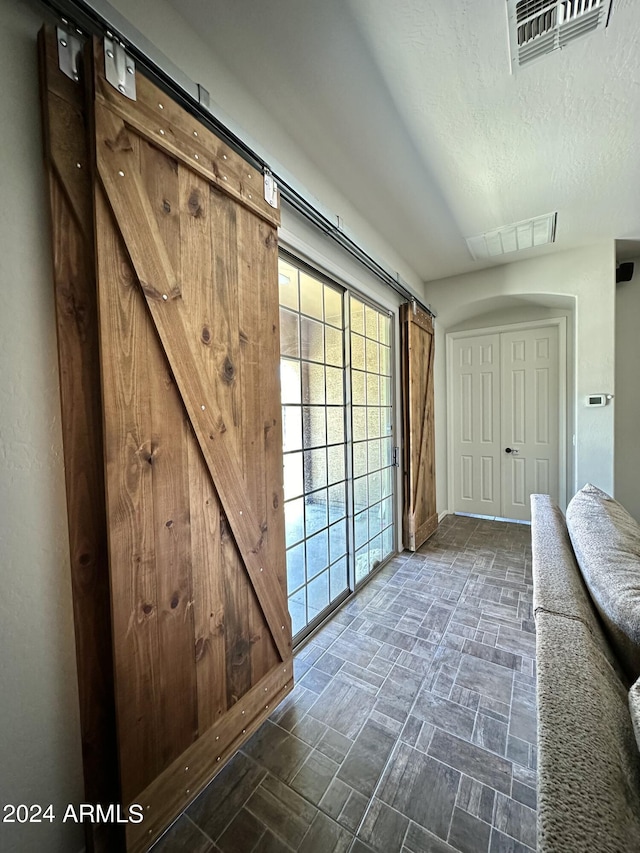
[0,2,84,851]
[614,256,640,521]
[426,243,616,514]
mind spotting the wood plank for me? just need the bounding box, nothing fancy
[94,183,163,804]
[38,27,121,853]
[236,204,282,682]
[127,661,294,852]
[178,168,228,733]
[95,103,291,661]
[140,139,199,767]
[92,40,280,228]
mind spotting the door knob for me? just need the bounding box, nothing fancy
[505,447,512,453]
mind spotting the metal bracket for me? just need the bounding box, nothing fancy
[104,35,136,100]
[56,26,82,82]
[263,168,279,209]
[392,447,400,468]
[197,84,210,109]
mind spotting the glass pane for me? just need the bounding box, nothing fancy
[354,510,368,549]
[381,496,394,528]
[306,529,329,579]
[350,297,365,335]
[300,272,323,319]
[307,570,329,619]
[367,407,380,439]
[352,407,366,442]
[304,448,327,492]
[380,375,391,406]
[281,359,301,404]
[305,489,328,537]
[283,452,303,499]
[351,370,366,405]
[367,439,381,472]
[282,406,302,452]
[354,476,368,514]
[301,363,325,405]
[380,344,391,376]
[286,543,305,592]
[381,437,393,467]
[303,406,326,449]
[300,316,324,363]
[355,544,369,584]
[381,466,393,499]
[366,338,379,373]
[368,471,382,504]
[369,502,382,538]
[328,483,347,523]
[325,325,343,367]
[280,308,299,358]
[353,442,367,478]
[329,519,347,563]
[351,333,365,371]
[324,285,343,328]
[365,305,378,340]
[325,367,343,405]
[327,444,345,485]
[379,314,390,345]
[330,557,348,600]
[279,260,299,310]
[383,525,394,558]
[369,534,383,571]
[326,407,345,445]
[289,587,306,636]
[285,497,304,547]
[367,373,379,405]
[381,407,393,436]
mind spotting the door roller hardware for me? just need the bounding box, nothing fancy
[104,35,136,100]
[57,26,82,82]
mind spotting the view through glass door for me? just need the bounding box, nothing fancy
[279,256,396,640]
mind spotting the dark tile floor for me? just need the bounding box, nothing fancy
[154,515,537,853]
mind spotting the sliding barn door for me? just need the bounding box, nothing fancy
[90,39,292,850]
[42,27,292,851]
[38,28,121,853]
[400,303,437,550]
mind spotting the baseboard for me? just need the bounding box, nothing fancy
[438,510,450,522]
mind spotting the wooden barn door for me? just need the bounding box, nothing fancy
[41,29,292,852]
[400,303,438,550]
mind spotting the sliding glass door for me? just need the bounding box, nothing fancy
[279,256,395,640]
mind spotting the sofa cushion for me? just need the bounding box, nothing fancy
[531,494,626,678]
[566,483,640,683]
[631,678,640,754]
[536,612,640,853]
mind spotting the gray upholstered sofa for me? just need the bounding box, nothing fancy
[531,485,640,853]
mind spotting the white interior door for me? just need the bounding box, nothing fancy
[450,325,561,521]
[500,326,559,520]
[451,334,501,516]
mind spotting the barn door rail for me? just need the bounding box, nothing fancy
[36,0,435,318]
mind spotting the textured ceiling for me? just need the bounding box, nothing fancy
[166,0,640,281]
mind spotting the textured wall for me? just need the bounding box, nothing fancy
[0,2,84,851]
[426,242,616,513]
[614,256,640,520]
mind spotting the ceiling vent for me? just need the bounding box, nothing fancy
[508,0,613,70]
[466,212,557,260]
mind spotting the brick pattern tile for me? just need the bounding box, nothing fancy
[157,516,536,853]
